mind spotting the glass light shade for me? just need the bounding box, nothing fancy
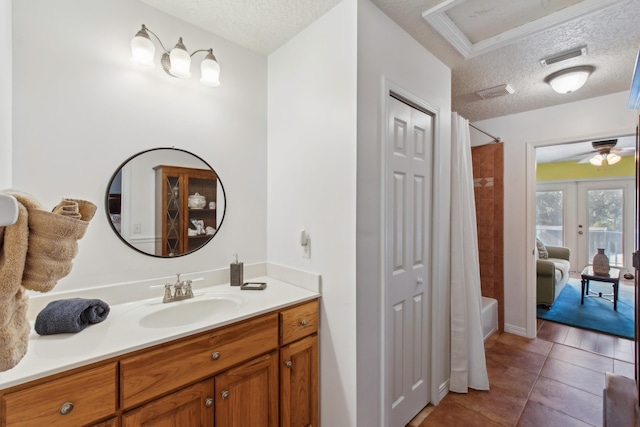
[200,52,221,87]
[589,152,621,166]
[606,153,621,165]
[589,154,604,166]
[131,27,155,68]
[545,66,594,94]
[169,38,191,78]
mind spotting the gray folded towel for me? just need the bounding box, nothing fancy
[35,298,110,335]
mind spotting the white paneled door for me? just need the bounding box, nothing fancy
[385,95,433,426]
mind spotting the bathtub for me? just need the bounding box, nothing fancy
[481,297,498,340]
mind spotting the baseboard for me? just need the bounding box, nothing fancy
[504,323,528,337]
[436,379,449,404]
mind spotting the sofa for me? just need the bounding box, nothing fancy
[536,240,571,308]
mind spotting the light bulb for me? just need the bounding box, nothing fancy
[131,25,155,68]
[606,153,621,165]
[200,51,221,87]
[169,38,191,78]
[589,154,604,166]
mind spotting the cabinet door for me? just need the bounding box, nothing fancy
[280,334,318,427]
[3,363,116,427]
[122,380,214,427]
[155,167,183,256]
[214,352,278,427]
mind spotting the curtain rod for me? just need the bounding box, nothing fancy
[469,122,501,143]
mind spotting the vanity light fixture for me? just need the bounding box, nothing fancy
[131,24,221,87]
[544,66,594,94]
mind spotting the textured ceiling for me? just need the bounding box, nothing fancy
[138,0,342,56]
[138,0,640,123]
[373,0,640,122]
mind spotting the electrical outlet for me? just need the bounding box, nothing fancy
[133,223,141,234]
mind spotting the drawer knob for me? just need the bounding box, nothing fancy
[205,397,214,407]
[221,390,229,400]
[211,351,221,360]
[59,402,74,415]
[299,319,307,327]
[285,360,293,368]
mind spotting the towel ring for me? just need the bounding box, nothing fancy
[0,194,18,226]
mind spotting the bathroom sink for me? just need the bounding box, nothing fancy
[136,294,246,328]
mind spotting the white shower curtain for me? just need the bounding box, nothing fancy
[449,112,490,393]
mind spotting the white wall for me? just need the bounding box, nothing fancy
[471,91,637,337]
[357,0,452,424]
[0,0,10,188]
[11,0,268,290]
[267,1,358,425]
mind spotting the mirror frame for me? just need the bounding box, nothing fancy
[105,147,227,258]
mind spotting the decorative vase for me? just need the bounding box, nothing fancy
[592,248,610,276]
[188,193,207,209]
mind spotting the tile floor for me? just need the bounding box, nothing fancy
[409,320,635,426]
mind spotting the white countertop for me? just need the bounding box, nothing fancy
[0,267,320,390]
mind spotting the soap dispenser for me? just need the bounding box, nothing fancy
[230,253,243,286]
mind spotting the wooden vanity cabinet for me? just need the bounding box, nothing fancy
[214,351,279,426]
[122,380,214,427]
[279,299,319,427]
[1,362,117,427]
[120,313,278,409]
[154,165,218,257]
[0,298,319,427]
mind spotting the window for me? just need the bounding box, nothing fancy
[536,190,564,247]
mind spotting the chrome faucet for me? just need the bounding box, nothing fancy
[162,273,194,303]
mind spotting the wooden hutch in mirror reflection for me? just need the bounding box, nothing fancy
[154,165,217,256]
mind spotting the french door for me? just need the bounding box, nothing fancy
[536,179,634,272]
[576,181,634,270]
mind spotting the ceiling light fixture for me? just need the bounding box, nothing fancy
[589,152,621,166]
[544,66,594,94]
[131,24,221,87]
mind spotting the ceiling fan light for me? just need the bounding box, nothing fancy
[606,153,621,165]
[589,154,604,166]
[545,66,594,94]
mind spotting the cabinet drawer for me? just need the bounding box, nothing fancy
[121,312,278,409]
[280,299,319,345]
[3,363,116,427]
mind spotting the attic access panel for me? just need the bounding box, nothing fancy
[422,0,627,58]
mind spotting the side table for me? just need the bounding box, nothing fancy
[580,266,621,310]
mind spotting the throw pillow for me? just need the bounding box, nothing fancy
[536,238,549,259]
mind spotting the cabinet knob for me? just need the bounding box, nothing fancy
[299,319,307,327]
[211,351,221,360]
[285,360,293,368]
[59,402,74,415]
[205,397,214,407]
[221,390,229,400]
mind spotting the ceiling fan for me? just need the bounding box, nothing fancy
[576,139,635,166]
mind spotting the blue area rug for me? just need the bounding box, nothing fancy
[537,278,635,340]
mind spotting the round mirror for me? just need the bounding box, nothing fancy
[105,148,226,257]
